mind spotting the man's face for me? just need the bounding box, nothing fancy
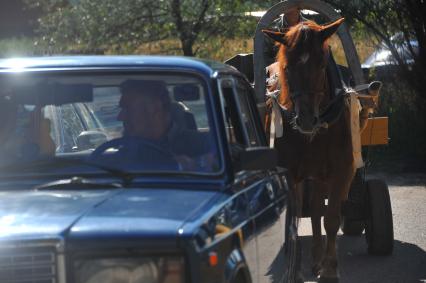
[285,8,301,26]
[117,92,167,140]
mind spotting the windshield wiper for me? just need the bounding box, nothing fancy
[35,176,123,190]
[0,157,135,186]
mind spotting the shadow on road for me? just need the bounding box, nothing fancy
[367,172,426,187]
[299,234,426,283]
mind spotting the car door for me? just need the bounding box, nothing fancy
[218,77,259,282]
[232,77,291,283]
[219,75,291,283]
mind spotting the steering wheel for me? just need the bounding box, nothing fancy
[89,137,179,169]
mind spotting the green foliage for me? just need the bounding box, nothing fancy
[0,37,48,57]
[323,0,426,166]
[324,0,426,102]
[23,0,70,13]
[26,0,276,56]
[364,75,426,171]
[376,77,426,159]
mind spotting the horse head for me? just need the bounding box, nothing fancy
[263,18,344,136]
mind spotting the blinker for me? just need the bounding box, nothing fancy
[208,251,218,266]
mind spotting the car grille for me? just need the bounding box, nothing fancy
[0,247,57,283]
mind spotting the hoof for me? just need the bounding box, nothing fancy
[318,276,339,283]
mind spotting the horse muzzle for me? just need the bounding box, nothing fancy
[293,114,321,135]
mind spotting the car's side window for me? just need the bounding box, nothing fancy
[235,79,261,147]
[219,77,261,148]
[219,78,246,147]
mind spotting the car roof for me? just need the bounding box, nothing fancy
[0,55,240,78]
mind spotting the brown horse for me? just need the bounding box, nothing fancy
[263,18,355,282]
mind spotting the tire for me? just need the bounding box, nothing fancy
[232,271,248,283]
[341,217,365,235]
[341,169,366,236]
[365,179,394,255]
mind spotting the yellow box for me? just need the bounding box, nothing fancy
[361,117,388,146]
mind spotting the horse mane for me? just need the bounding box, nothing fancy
[276,20,330,110]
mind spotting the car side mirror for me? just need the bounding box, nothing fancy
[233,146,278,171]
[75,131,108,151]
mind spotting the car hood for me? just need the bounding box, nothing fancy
[0,188,218,243]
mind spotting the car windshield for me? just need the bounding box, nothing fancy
[0,72,221,178]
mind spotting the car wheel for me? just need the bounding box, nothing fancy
[232,272,247,283]
[365,179,394,255]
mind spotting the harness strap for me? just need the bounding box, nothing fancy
[265,89,284,147]
[318,89,348,129]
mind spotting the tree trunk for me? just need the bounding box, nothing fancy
[181,39,194,57]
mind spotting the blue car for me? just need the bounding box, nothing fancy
[0,56,298,283]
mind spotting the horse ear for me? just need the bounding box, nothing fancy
[262,29,288,45]
[320,18,344,41]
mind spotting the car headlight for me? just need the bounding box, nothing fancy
[74,256,184,283]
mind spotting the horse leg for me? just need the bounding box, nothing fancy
[320,171,355,282]
[320,196,340,282]
[310,180,326,276]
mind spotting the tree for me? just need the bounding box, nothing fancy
[26,0,277,56]
[324,0,426,103]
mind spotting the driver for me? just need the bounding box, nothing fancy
[114,79,213,171]
[118,80,172,141]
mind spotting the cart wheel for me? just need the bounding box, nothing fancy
[341,217,364,235]
[365,179,394,255]
[341,168,366,236]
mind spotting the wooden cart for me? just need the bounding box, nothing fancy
[226,0,393,255]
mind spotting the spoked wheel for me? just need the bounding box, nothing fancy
[365,179,394,255]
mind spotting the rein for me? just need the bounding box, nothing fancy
[284,68,341,129]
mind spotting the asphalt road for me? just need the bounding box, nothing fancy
[297,173,426,283]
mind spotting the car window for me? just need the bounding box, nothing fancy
[219,78,245,146]
[87,87,122,138]
[235,79,261,147]
[219,77,260,148]
[0,73,221,177]
[60,104,86,152]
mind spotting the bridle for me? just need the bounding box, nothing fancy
[283,58,328,102]
[283,61,345,132]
